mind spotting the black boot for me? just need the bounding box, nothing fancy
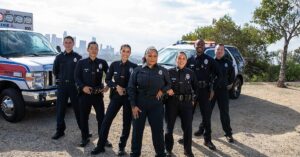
[117,148,126,156]
[184,151,194,157]
[51,132,65,140]
[105,140,113,147]
[79,138,90,147]
[91,146,105,155]
[204,140,216,150]
[194,127,204,136]
[225,135,234,143]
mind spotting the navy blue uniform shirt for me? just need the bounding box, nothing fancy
[187,53,221,91]
[128,64,171,107]
[74,57,108,90]
[105,60,138,89]
[214,57,235,89]
[168,67,198,95]
[53,51,82,83]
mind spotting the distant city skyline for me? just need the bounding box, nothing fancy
[45,31,142,64]
[45,31,115,58]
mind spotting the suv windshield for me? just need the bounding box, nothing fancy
[158,48,196,65]
[0,30,57,57]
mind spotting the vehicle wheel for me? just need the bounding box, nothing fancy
[229,78,242,99]
[0,88,25,122]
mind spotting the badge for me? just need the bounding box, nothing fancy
[186,74,190,80]
[225,63,228,67]
[158,70,163,75]
[171,77,176,81]
[201,65,204,68]
[84,68,89,72]
[99,63,103,69]
[129,67,133,74]
[74,58,77,62]
[97,69,99,72]
[114,72,118,74]
[204,59,208,65]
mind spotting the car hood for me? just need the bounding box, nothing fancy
[9,56,55,72]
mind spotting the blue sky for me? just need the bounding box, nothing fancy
[1,0,299,54]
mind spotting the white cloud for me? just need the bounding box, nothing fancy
[1,0,234,54]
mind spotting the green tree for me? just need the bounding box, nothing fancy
[182,15,269,81]
[253,0,300,87]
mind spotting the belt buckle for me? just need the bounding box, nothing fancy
[179,95,183,101]
[186,95,191,101]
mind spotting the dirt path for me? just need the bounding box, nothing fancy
[0,83,300,157]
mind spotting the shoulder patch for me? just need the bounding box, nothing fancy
[204,59,209,64]
[186,73,190,80]
[158,70,163,75]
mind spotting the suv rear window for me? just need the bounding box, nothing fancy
[226,47,243,64]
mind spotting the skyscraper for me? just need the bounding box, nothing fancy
[79,40,87,54]
[63,31,67,38]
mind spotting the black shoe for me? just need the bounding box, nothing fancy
[178,138,184,145]
[184,151,194,157]
[204,140,216,150]
[194,128,204,136]
[91,146,105,155]
[166,151,172,157]
[51,132,65,140]
[88,133,92,138]
[105,140,112,147]
[117,148,126,156]
[79,138,90,147]
[225,135,234,143]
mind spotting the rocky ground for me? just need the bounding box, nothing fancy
[0,83,300,157]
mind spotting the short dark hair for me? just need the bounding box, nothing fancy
[120,44,131,51]
[63,36,74,42]
[87,41,98,49]
[217,43,224,47]
[176,51,187,59]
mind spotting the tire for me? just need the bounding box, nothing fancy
[229,78,242,99]
[0,88,25,122]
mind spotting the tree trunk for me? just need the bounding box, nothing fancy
[277,39,289,88]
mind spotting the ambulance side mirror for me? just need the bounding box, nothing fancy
[56,46,62,53]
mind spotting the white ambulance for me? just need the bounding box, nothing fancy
[0,9,58,122]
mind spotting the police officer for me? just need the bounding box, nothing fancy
[52,36,82,140]
[74,41,109,147]
[211,44,235,143]
[186,39,221,150]
[164,52,198,157]
[91,44,137,155]
[128,46,172,157]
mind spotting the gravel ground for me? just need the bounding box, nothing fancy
[0,83,300,157]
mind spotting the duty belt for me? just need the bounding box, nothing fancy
[90,86,104,95]
[198,81,208,88]
[57,79,75,85]
[174,94,192,101]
